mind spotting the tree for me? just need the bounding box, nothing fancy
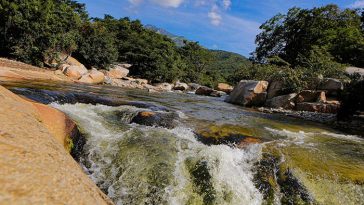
[178,41,213,84]
[74,21,117,69]
[253,4,364,67]
[0,0,86,66]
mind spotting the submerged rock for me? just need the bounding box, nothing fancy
[195,124,262,147]
[253,153,314,205]
[131,111,179,128]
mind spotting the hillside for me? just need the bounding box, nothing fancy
[145,25,187,47]
[208,50,251,80]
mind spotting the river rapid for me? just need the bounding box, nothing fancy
[2,81,363,205]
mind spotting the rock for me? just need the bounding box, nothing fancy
[346,66,364,77]
[154,83,173,92]
[210,90,226,97]
[267,81,284,99]
[266,93,297,109]
[59,53,85,67]
[63,65,88,80]
[296,90,326,103]
[195,86,214,96]
[188,83,202,91]
[216,83,233,94]
[225,80,269,107]
[0,86,112,204]
[173,81,189,91]
[135,78,148,85]
[54,69,63,76]
[78,69,105,84]
[296,102,340,113]
[195,124,261,147]
[318,78,343,95]
[131,111,178,128]
[106,65,129,79]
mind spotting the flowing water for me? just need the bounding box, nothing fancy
[1,81,363,205]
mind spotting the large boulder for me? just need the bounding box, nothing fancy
[267,81,284,99]
[266,93,297,110]
[173,81,189,91]
[0,86,112,204]
[296,90,326,103]
[106,65,129,79]
[63,65,88,80]
[195,86,214,96]
[216,83,234,94]
[78,69,105,84]
[225,80,269,107]
[296,102,340,113]
[318,78,343,95]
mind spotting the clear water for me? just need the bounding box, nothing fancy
[2,80,363,205]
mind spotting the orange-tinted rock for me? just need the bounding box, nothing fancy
[78,69,105,84]
[225,80,268,106]
[0,85,112,204]
[296,102,340,113]
[216,83,233,94]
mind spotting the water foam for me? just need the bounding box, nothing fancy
[52,103,263,205]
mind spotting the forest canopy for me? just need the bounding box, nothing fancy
[0,1,363,88]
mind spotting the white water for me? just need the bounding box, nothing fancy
[52,103,263,205]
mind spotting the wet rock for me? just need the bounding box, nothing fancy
[185,158,216,205]
[266,93,297,110]
[210,90,226,97]
[296,90,326,103]
[78,69,105,84]
[195,86,214,96]
[173,81,189,91]
[225,80,268,107]
[195,124,261,147]
[296,102,340,113]
[106,65,129,79]
[253,153,314,205]
[267,81,284,99]
[216,83,233,94]
[131,111,178,128]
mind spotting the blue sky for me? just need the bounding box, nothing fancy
[78,0,364,57]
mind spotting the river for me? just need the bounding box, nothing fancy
[1,80,363,205]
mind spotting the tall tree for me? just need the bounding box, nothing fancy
[253,4,364,67]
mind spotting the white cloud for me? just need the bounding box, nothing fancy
[349,0,364,8]
[129,0,184,8]
[150,0,184,8]
[208,5,222,26]
[222,0,231,10]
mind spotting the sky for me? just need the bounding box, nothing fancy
[78,0,364,57]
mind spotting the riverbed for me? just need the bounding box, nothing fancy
[2,80,363,205]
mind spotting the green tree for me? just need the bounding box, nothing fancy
[178,41,213,84]
[0,0,86,66]
[253,4,364,67]
[74,21,117,69]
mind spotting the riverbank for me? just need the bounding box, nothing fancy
[0,85,113,204]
